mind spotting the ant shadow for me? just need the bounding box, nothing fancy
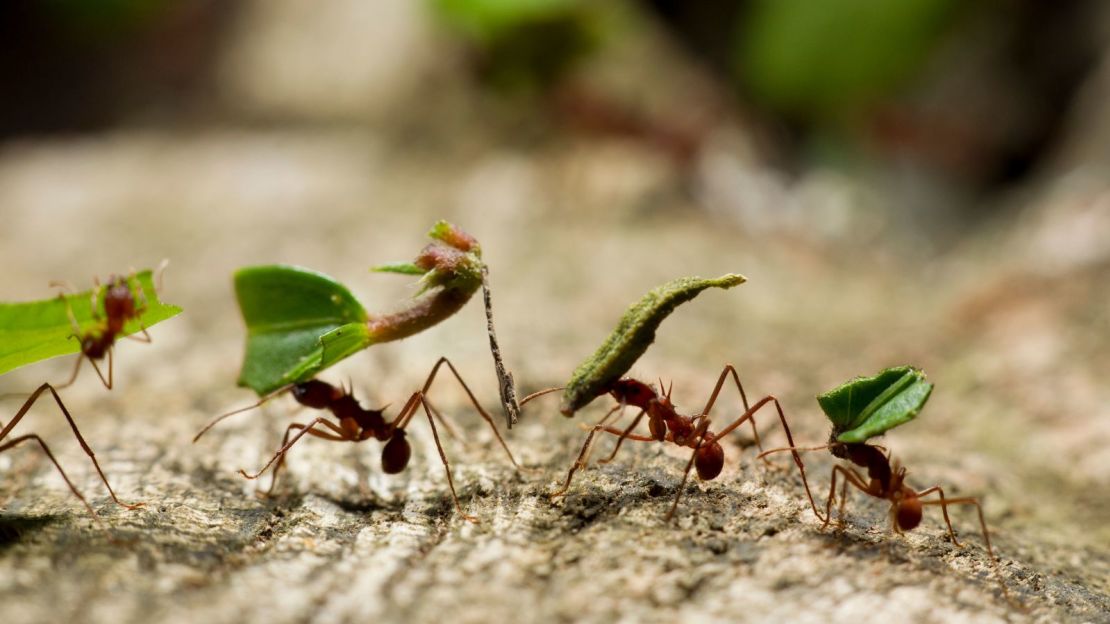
[0,514,59,550]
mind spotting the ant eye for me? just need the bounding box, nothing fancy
[382,431,411,474]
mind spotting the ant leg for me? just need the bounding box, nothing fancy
[416,357,523,470]
[238,417,349,481]
[665,419,713,521]
[0,434,103,524]
[917,487,994,560]
[124,327,153,344]
[597,408,646,464]
[550,403,622,498]
[193,385,296,442]
[49,353,87,392]
[2,383,140,509]
[125,268,154,344]
[395,392,479,523]
[84,349,112,390]
[265,422,346,496]
[715,396,827,523]
[697,365,765,457]
[822,465,871,531]
[839,476,851,529]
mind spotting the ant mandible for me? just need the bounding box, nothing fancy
[522,365,824,521]
[195,357,523,523]
[1,383,142,522]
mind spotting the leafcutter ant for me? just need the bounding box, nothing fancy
[195,357,523,523]
[52,263,168,391]
[522,365,824,521]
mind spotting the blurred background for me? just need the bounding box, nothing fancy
[0,1,1107,622]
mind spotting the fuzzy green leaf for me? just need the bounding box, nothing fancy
[0,270,181,377]
[817,366,933,443]
[560,274,746,416]
[235,265,369,395]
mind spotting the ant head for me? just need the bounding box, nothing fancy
[103,280,137,318]
[695,438,725,481]
[895,488,923,531]
[292,380,336,409]
[381,429,411,474]
[611,378,657,410]
[827,431,850,459]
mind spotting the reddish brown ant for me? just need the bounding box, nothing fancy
[521,365,824,520]
[1,383,142,523]
[194,357,523,523]
[53,266,165,390]
[760,440,995,559]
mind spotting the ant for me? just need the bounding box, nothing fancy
[521,365,824,520]
[194,357,523,523]
[759,439,995,560]
[53,266,166,391]
[1,383,142,524]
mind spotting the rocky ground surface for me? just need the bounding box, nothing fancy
[0,3,1108,623]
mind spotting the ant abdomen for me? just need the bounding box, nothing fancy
[695,441,725,480]
[382,430,411,474]
[896,489,924,530]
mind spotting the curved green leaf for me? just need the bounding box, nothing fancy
[235,266,368,395]
[560,274,746,416]
[235,222,490,397]
[0,270,181,377]
[816,366,933,442]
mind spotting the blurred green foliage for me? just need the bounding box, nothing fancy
[431,0,605,91]
[735,0,961,122]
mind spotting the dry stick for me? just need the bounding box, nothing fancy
[481,268,519,429]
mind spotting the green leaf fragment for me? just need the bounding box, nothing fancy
[816,366,933,443]
[560,274,747,416]
[235,265,369,395]
[319,323,374,371]
[0,270,182,377]
[234,222,490,398]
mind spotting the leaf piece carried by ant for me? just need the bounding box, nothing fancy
[235,221,493,397]
[235,265,369,395]
[560,274,746,416]
[0,270,181,376]
[817,366,933,443]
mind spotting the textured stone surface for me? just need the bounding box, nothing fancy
[0,124,1107,624]
[1,5,1109,618]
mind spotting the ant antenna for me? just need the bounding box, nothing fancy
[519,386,565,406]
[193,385,293,443]
[757,444,833,460]
[153,259,170,294]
